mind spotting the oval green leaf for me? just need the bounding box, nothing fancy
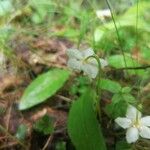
[68,88,106,150]
[100,79,122,93]
[108,54,144,76]
[19,69,70,110]
[108,54,139,68]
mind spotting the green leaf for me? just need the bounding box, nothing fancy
[29,0,55,24]
[70,76,90,95]
[122,87,131,93]
[111,93,122,104]
[116,140,131,150]
[56,142,66,150]
[68,88,106,150]
[78,11,90,45]
[111,92,135,104]
[15,124,27,141]
[100,79,122,93]
[118,1,150,31]
[34,115,54,135]
[94,2,150,57]
[19,69,70,110]
[108,54,144,76]
[94,28,105,42]
[105,91,136,118]
[108,54,139,68]
[122,94,136,104]
[105,100,127,118]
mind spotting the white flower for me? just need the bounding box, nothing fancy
[115,105,150,143]
[66,48,108,79]
[96,9,111,21]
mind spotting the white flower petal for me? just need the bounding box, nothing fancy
[139,126,150,139]
[126,105,141,120]
[66,48,82,59]
[82,63,98,79]
[141,116,150,127]
[96,9,111,19]
[81,48,94,58]
[67,58,82,71]
[99,58,108,68]
[115,117,132,129]
[126,127,139,143]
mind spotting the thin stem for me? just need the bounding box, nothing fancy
[85,54,102,121]
[135,0,139,51]
[85,54,102,95]
[135,0,142,103]
[113,65,150,70]
[56,94,72,103]
[105,0,128,70]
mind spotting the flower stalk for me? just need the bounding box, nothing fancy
[66,48,108,121]
[85,54,103,121]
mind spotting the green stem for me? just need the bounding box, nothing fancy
[85,54,102,121]
[135,0,139,50]
[105,0,128,70]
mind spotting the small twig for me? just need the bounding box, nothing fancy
[42,134,54,150]
[6,103,12,131]
[56,94,72,103]
[42,123,57,150]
